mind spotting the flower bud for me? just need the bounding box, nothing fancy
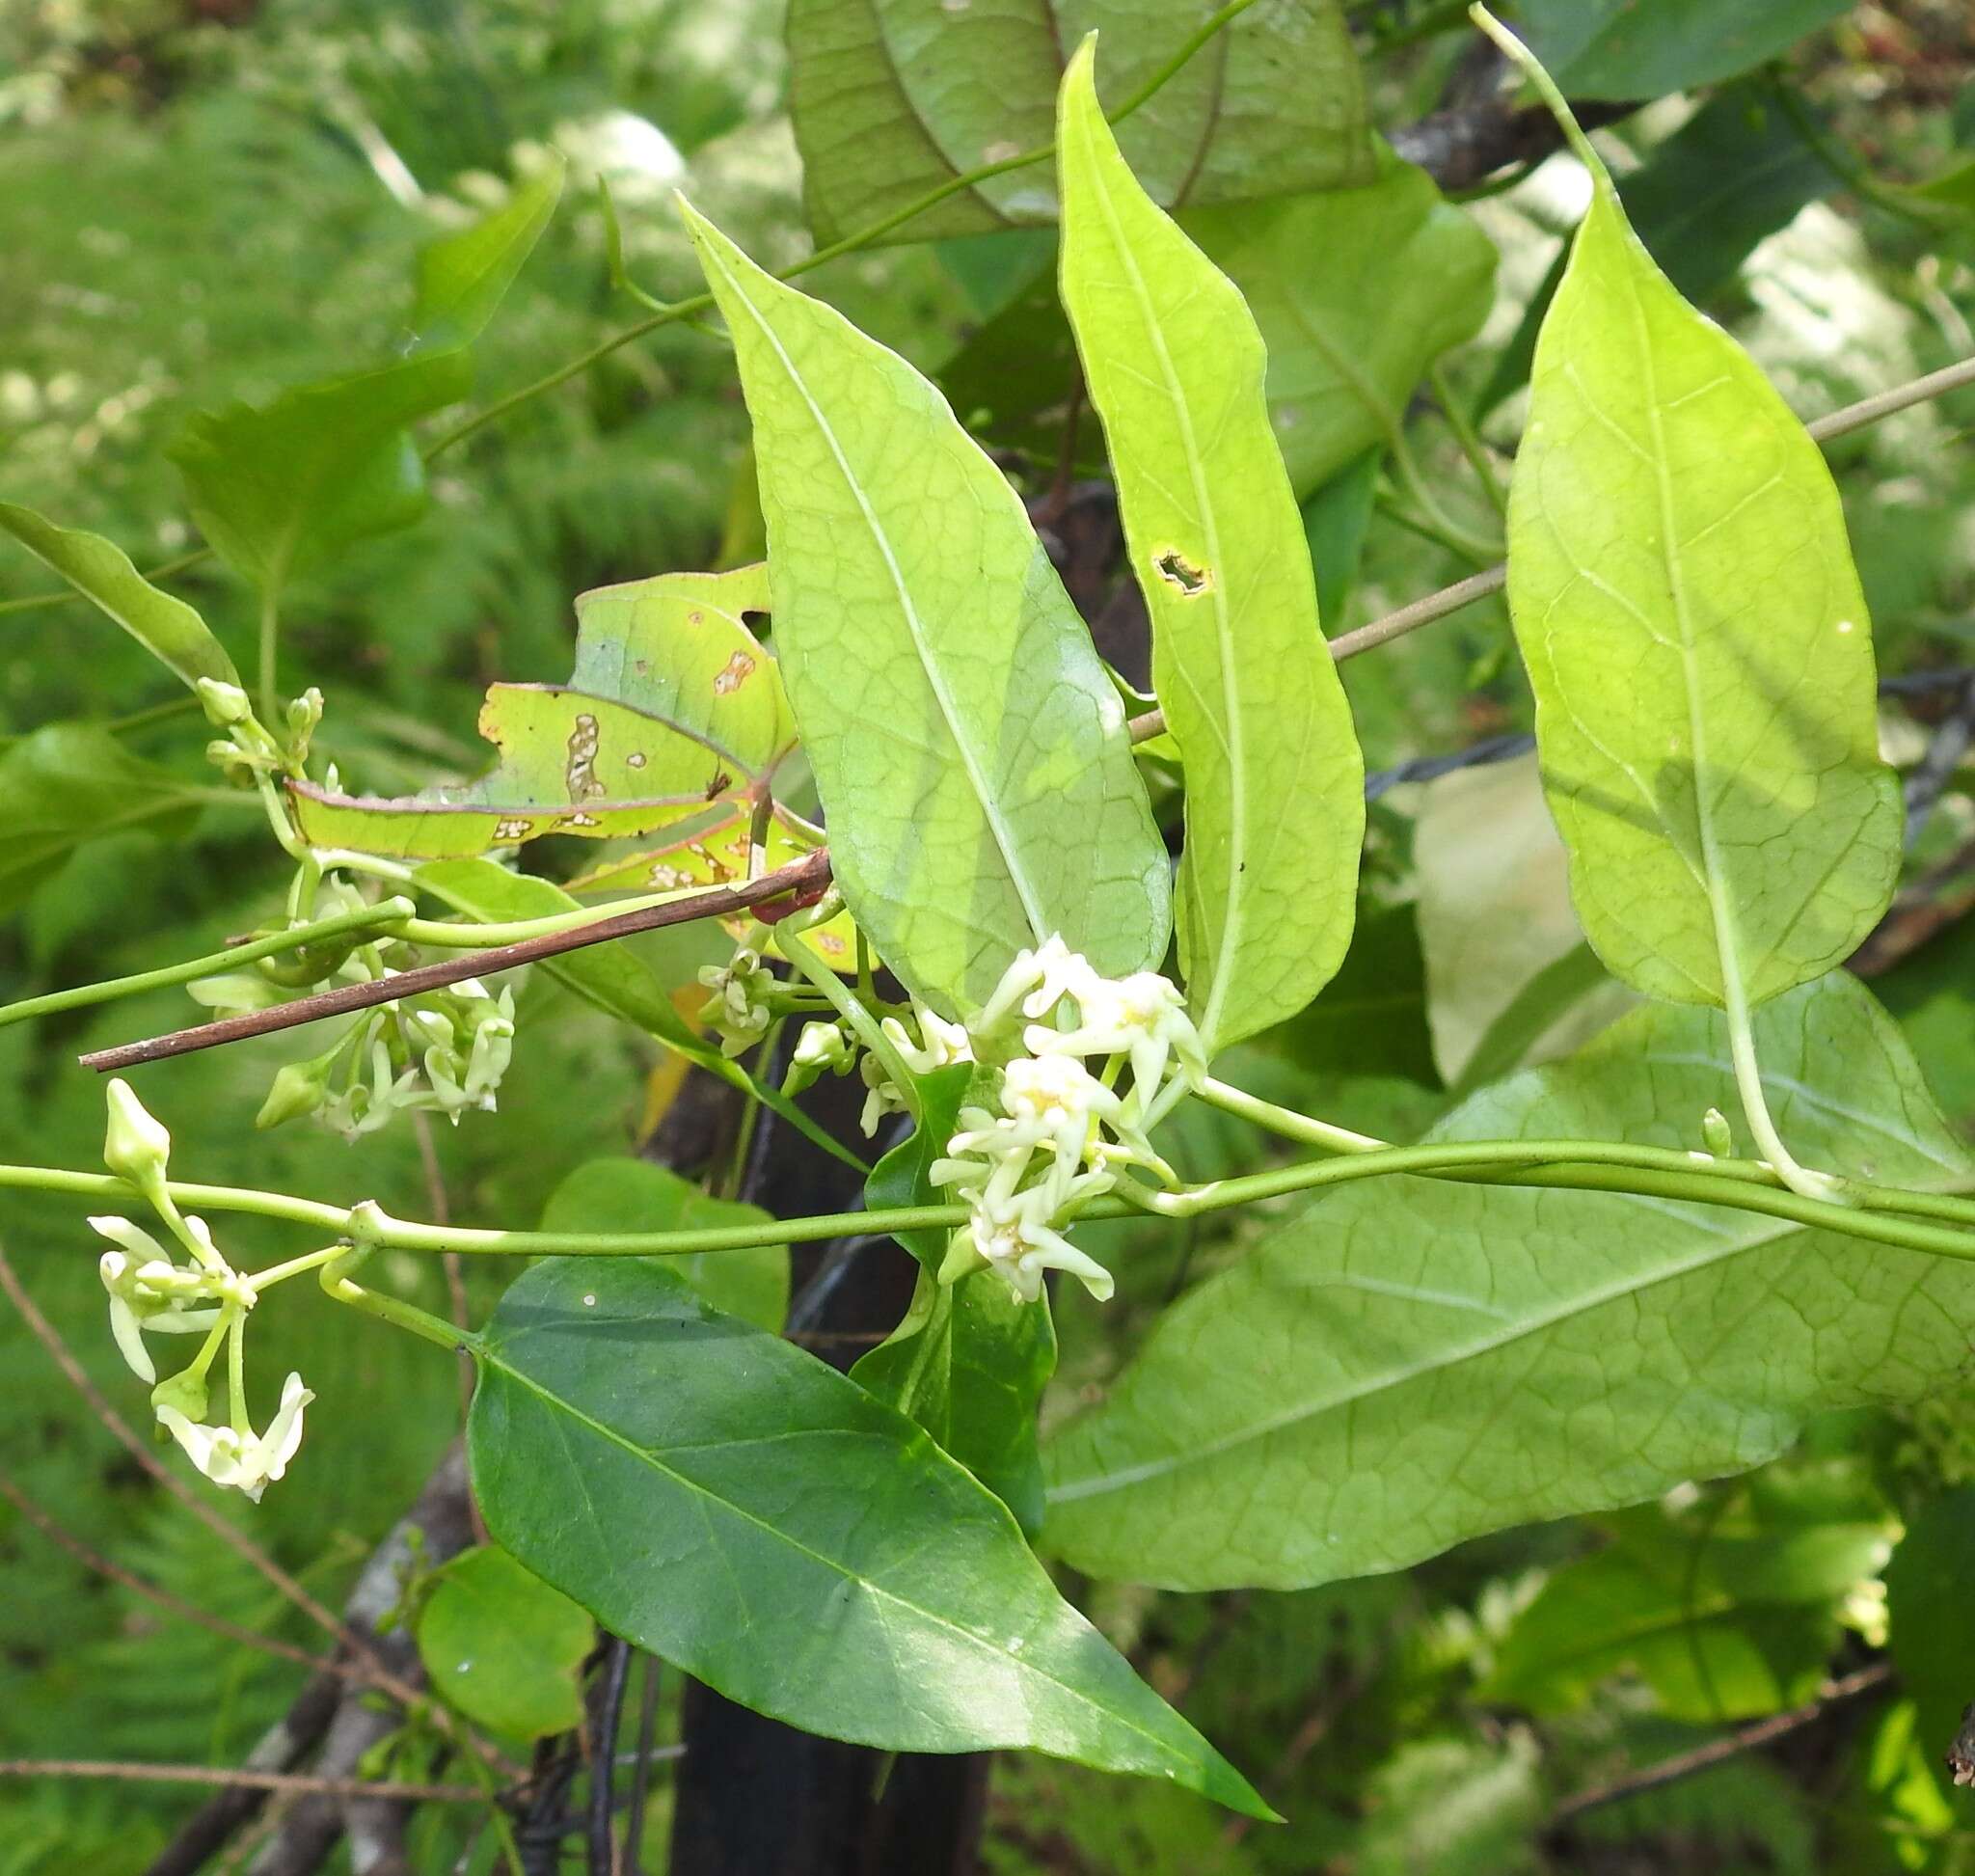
[1701,1108,1733,1157]
[103,1078,171,1194]
[257,1055,335,1130]
[150,1366,210,1427]
[195,677,254,727]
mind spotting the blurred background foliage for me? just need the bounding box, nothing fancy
[1,0,1974,1869]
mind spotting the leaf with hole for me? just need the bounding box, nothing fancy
[788,0,1371,246]
[468,1256,1268,1814]
[1056,41,1363,1052]
[683,201,1170,1017]
[1042,973,1975,1589]
[1504,130,1899,1013]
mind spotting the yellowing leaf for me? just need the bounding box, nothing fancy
[1056,41,1363,1052]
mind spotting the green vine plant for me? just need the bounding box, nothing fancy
[6,0,1975,1828]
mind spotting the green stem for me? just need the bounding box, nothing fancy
[227,1310,249,1434]
[423,0,1264,461]
[1430,362,1509,519]
[245,1244,344,1294]
[0,898,416,1032]
[778,912,918,1121]
[1470,6,1613,188]
[257,582,282,727]
[392,883,704,950]
[1722,991,1849,1205]
[322,1262,468,1351]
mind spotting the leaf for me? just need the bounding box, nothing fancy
[570,564,796,779]
[939,149,1495,503]
[788,0,1371,247]
[415,1544,593,1740]
[1883,1487,1975,1799]
[1042,974,1975,1590]
[1056,41,1364,1054]
[0,727,208,916]
[1505,138,1900,1011]
[1302,449,1381,627]
[289,564,792,860]
[0,505,240,693]
[851,1064,1057,1535]
[468,1256,1268,1814]
[1476,79,1834,419]
[291,686,742,857]
[413,858,869,1174]
[541,1158,788,1332]
[1483,1505,1891,1723]
[1413,753,1636,1084]
[408,155,566,354]
[1516,0,1853,98]
[169,349,474,591]
[682,203,1170,1017]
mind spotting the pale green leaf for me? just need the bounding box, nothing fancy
[540,1158,789,1333]
[1042,974,1975,1590]
[1056,41,1362,1051]
[416,1544,592,1740]
[789,0,1371,247]
[408,154,566,354]
[682,202,1170,1016]
[0,505,240,693]
[1506,164,1900,1010]
[469,1256,1269,1814]
[1517,0,1853,99]
[169,349,473,591]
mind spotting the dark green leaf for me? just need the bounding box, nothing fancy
[169,350,473,591]
[1302,449,1381,627]
[1884,1487,1975,1799]
[1516,0,1853,98]
[788,0,1371,246]
[852,1064,1056,1535]
[0,505,240,693]
[1043,975,1975,1589]
[469,1257,1268,1813]
[541,1158,788,1333]
[415,1544,592,1740]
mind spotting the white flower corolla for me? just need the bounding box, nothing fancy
[320,1035,422,1140]
[412,982,517,1118]
[155,1371,313,1504]
[881,1003,973,1077]
[1026,968,1207,1117]
[697,945,775,1056]
[952,1183,1116,1304]
[90,1216,230,1384]
[973,935,1100,1033]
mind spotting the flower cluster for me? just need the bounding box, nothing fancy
[93,1080,313,1503]
[697,944,777,1056]
[930,938,1205,1306]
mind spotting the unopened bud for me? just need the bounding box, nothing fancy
[104,1079,171,1193]
[257,1056,335,1130]
[195,677,254,727]
[1700,1108,1733,1157]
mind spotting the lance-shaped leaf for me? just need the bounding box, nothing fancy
[852,1065,1057,1536]
[170,349,473,592]
[789,0,1370,247]
[1056,42,1363,1052]
[1042,974,1975,1590]
[1516,0,1853,100]
[938,148,1495,503]
[1505,123,1899,1013]
[469,1257,1268,1814]
[682,202,1170,1017]
[408,154,566,354]
[0,504,240,693]
[570,563,796,778]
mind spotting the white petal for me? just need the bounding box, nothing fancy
[90,1216,168,1264]
[107,1295,155,1383]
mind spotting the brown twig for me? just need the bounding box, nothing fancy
[0,1758,485,1803]
[0,1245,414,1701]
[78,849,831,1074]
[0,1470,358,1684]
[1548,1660,1895,1827]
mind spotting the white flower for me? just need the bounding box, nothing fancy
[91,1218,228,1384]
[697,946,775,1056]
[973,936,1100,1033]
[787,1019,855,1097]
[155,1372,313,1503]
[881,1002,973,1076]
[954,1183,1115,1305]
[1027,969,1206,1116]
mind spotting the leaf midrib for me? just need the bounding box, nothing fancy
[1075,101,1245,1047]
[698,237,1051,948]
[478,1331,1197,1765]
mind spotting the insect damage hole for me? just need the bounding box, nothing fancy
[1152,549,1212,597]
